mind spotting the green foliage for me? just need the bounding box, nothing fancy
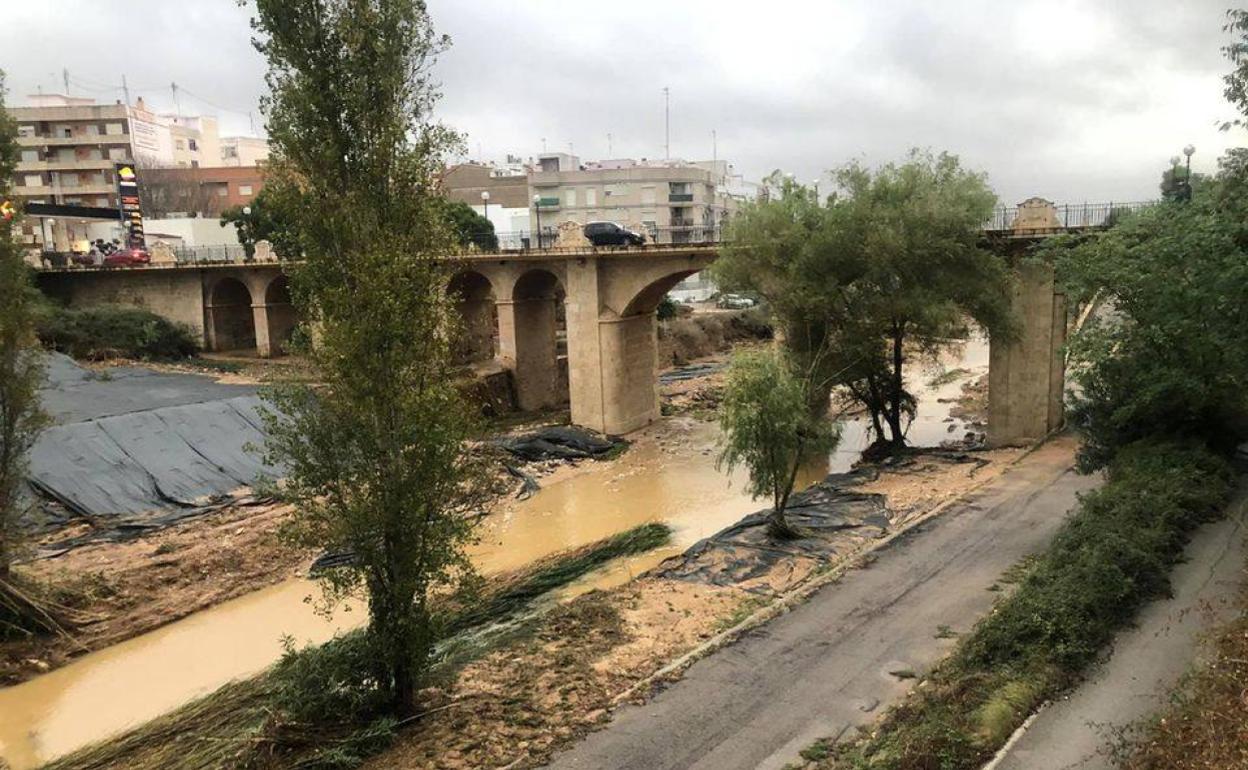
[714,151,1011,447]
[1053,169,1248,471]
[1221,9,1248,130]
[656,295,678,321]
[823,440,1233,770]
[718,347,840,537]
[219,182,302,259]
[35,305,199,361]
[0,70,50,580]
[251,0,494,717]
[440,198,498,251]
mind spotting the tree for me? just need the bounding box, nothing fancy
[441,199,498,251]
[718,347,840,538]
[1053,165,1248,471]
[1222,8,1248,130]
[252,0,492,716]
[715,151,1013,452]
[134,159,220,218]
[0,70,52,627]
[220,182,301,258]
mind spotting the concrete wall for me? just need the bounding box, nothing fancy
[988,261,1067,446]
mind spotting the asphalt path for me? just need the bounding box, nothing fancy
[546,436,1098,770]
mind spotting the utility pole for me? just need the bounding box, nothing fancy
[62,68,69,96]
[663,86,670,160]
[121,74,131,106]
[171,82,181,118]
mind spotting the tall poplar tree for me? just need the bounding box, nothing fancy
[251,0,491,715]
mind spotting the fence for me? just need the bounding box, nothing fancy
[983,201,1155,231]
[172,244,251,263]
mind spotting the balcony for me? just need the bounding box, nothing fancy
[16,158,119,172]
[17,183,115,197]
[16,134,131,147]
[535,196,560,208]
[668,193,694,202]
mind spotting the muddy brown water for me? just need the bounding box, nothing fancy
[0,340,986,769]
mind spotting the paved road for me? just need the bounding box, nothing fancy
[547,437,1098,770]
[992,482,1248,770]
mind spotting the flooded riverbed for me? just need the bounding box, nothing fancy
[0,339,987,769]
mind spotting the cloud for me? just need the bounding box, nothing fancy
[2,0,1242,203]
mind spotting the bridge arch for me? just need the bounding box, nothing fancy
[264,275,297,356]
[448,270,499,364]
[503,268,568,411]
[206,277,257,353]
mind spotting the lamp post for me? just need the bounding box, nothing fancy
[1182,144,1196,202]
[480,190,490,221]
[812,179,820,202]
[532,193,543,250]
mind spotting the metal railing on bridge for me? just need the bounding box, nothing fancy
[983,201,1155,232]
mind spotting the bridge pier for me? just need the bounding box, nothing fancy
[987,261,1067,446]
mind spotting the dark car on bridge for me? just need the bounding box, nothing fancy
[584,221,645,247]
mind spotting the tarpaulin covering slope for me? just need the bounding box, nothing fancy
[28,396,281,520]
[25,354,282,531]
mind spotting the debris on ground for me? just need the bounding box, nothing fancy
[495,426,624,462]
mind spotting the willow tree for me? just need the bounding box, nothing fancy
[251,0,491,716]
[0,70,51,625]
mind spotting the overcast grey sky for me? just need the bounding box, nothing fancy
[3,1,1245,204]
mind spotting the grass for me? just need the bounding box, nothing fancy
[802,438,1234,770]
[44,523,672,770]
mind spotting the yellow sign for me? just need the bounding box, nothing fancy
[0,200,14,221]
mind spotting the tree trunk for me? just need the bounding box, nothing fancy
[885,322,906,446]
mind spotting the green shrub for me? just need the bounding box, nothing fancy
[36,304,198,361]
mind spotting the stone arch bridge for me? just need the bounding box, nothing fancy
[36,245,715,435]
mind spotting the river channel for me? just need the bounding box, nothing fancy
[0,339,987,769]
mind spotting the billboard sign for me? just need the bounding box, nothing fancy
[115,163,146,249]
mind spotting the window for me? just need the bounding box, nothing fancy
[22,174,42,188]
[108,147,127,161]
[585,188,597,206]
[188,138,198,151]
[59,173,78,187]
[564,188,576,207]
[87,148,103,160]
[215,185,228,197]
[17,125,35,138]
[20,149,38,163]
[59,127,73,138]
[85,124,100,137]
[191,160,200,168]
[640,186,656,205]
[105,122,123,136]
[238,184,254,196]
[175,139,186,150]
[56,148,75,162]
[605,183,629,197]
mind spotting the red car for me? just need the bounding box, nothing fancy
[104,248,151,266]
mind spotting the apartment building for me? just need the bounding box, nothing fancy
[220,136,271,167]
[528,154,743,243]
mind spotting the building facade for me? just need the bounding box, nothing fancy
[220,136,271,167]
[528,154,743,244]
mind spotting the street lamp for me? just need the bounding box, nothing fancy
[1182,144,1196,202]
[812,179,820,201]
[480,190,490,223]
[532,193,543,250]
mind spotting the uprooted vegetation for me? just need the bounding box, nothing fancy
[809,439,1233,769]
[43,523,672,770]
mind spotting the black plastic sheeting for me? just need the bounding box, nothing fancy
[495,426,622,462]
[23,355,282,537]
[655,471,891,589]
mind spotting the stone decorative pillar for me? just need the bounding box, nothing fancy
[596,312,660,434]
[497,298,560,411]
[564,258,607,432]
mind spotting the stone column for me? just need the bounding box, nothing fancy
[497,297,560,411]
[252,303,273,358]
[597,312,659,435]
[203,304,220,351]
[565,258,607,432]
[987,261,1067,446]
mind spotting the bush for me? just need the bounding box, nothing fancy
[36,304,198,361]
